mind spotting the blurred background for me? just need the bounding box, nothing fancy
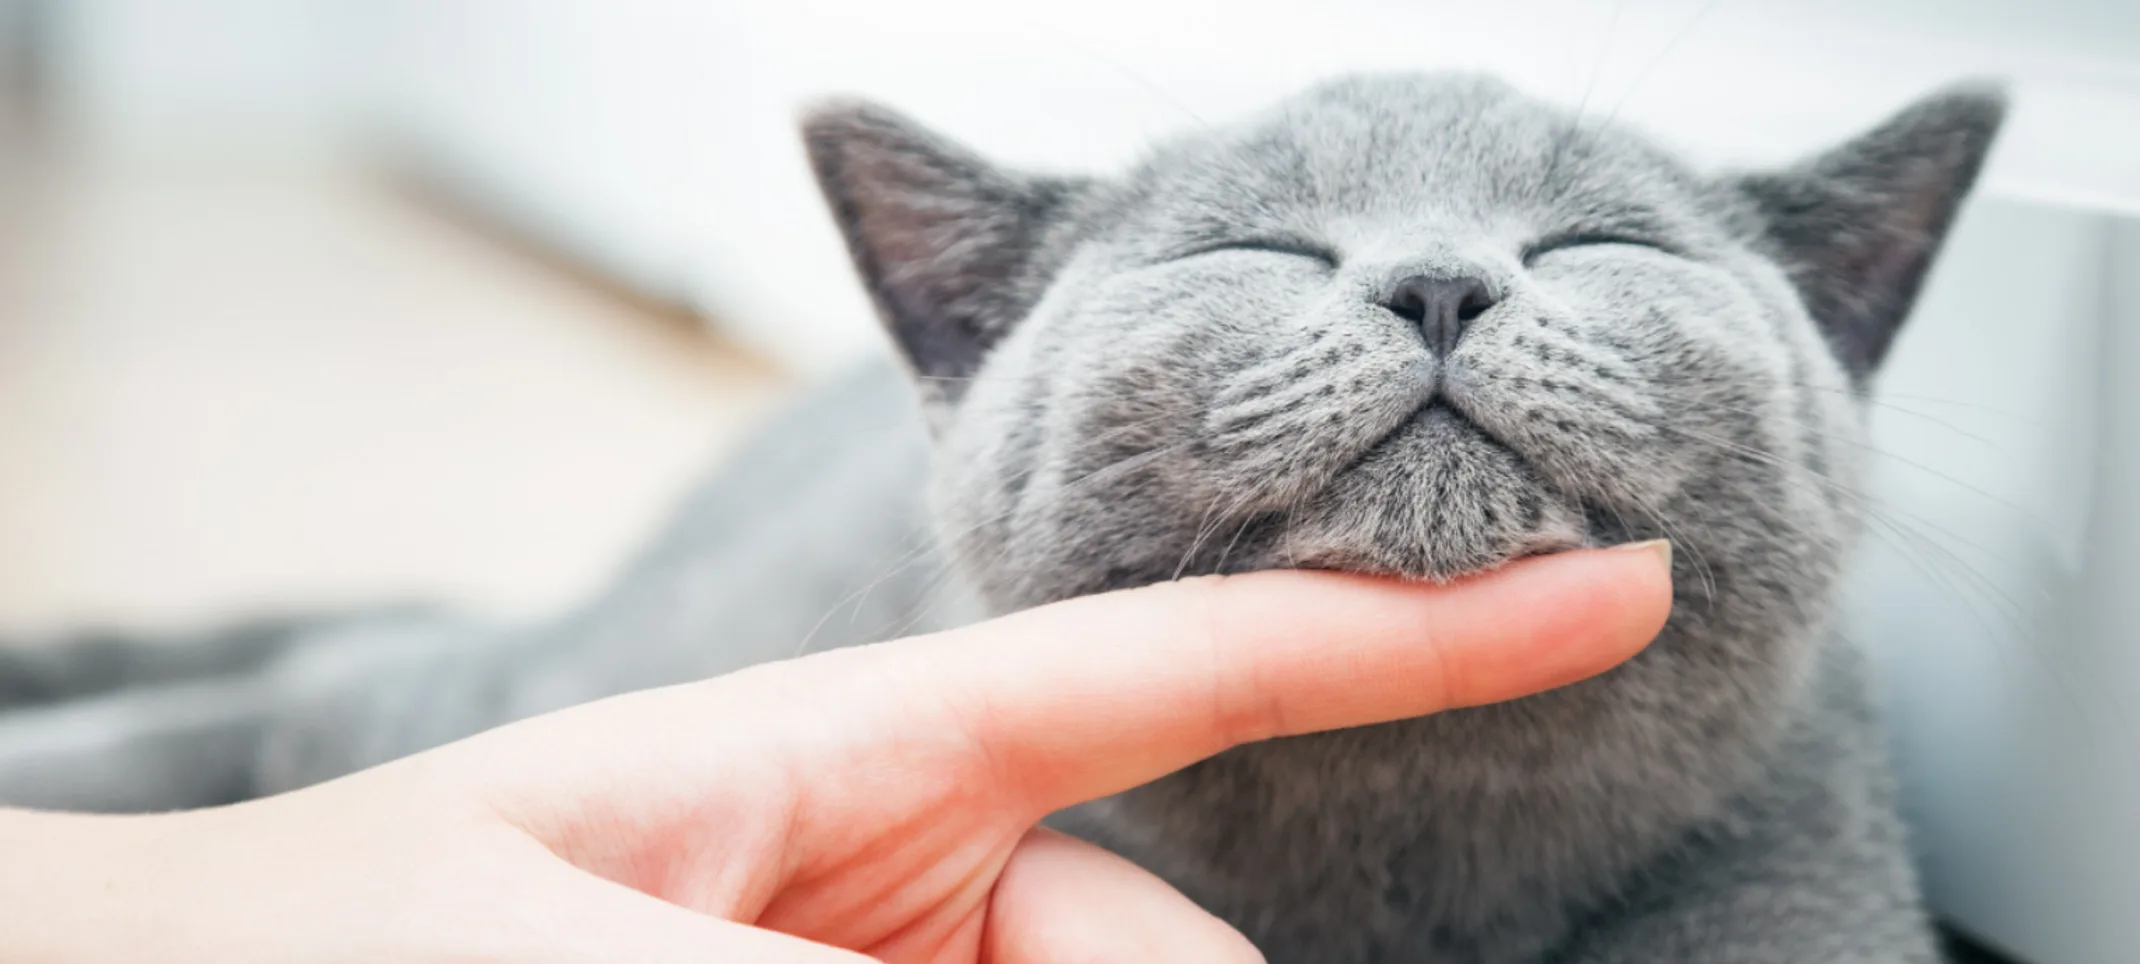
[0,2,2135,962]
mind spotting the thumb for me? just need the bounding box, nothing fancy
[986,827,1263,964]
[533,864,877,964]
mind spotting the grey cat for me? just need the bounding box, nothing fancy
[0,73,2003,963]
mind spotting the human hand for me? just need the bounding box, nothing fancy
[2,545,1671,962]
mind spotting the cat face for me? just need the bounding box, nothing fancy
[805,74,2003,623]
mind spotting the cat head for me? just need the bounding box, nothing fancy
[803,74,2003,626]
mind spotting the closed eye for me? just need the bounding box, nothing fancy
[1522,232,1674,265]
[1174,238,1340,269]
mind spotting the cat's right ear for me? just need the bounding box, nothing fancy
[1726,83,2006,383]
[802,101,1086,387]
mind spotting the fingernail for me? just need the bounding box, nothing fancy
[1612,539,1672,571]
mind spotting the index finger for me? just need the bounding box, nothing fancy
[860,542,1674,817]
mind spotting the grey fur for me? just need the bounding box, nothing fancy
[0,74,2003,963]
[807,73,2001,962]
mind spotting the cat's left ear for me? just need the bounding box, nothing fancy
[802,100,1088,390]
[1728,83,2007,381]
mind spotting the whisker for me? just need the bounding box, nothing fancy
[1173,495,1228,582]
[1654,410,2050,601]
[1625,484,1717,602]
[996,9,1210,130]
[1214,511,1259,575]
[1783,377,2053,429]
[1644,418,2140,765]
[1601,0,1726,129]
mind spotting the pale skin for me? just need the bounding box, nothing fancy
[0,544,1672,963]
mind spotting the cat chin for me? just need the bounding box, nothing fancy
[1260,406,1590,582]
[1281,540,1585,584]
[1270,513,1588,584]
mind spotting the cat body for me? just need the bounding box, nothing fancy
[0,74,2005,962]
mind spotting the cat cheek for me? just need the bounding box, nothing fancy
[1440,339,1696,511]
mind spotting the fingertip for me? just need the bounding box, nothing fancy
[1586,540,1678,653]
[1455,542,1674,704]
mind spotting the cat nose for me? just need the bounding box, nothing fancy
[1382,274,1497,356]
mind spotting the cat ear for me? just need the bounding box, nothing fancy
[1729,82,2007,380]
[802,100,1086,385]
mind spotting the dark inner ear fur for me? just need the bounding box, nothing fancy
[801,101,1086,384]
[1730,83,2007,381]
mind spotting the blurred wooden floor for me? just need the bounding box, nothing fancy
[0,133,794,634]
